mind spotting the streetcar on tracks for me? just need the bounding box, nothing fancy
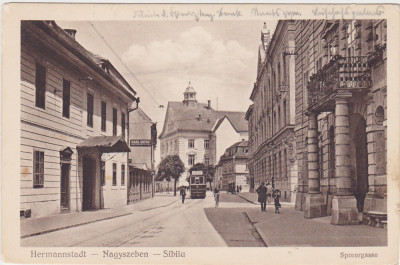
[189,171,206,199]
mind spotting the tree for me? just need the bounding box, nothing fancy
[189,163,216,190]
[156,155,185,196]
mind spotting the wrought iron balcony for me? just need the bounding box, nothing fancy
[308,56,371,106]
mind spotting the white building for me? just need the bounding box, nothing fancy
[159,83,248,184]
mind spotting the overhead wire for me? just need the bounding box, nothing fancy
[87,21,162,107]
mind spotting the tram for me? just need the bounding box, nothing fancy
[189,171,206,199]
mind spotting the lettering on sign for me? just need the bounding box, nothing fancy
[130,139,152,147]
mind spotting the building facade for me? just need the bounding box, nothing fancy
[21,21,137,218]
[128,107,157,203]
[218,140,250,192]
[246,21,298,202]
[159,83,248,183]
[212,115,248,190]
[293,20,387,224]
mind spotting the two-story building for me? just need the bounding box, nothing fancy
[246,21,298,202]
[293,19,387,225]
[20,21,137,218]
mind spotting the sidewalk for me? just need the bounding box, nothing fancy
[20,193,179,238]
[237,192,294,206]
[243,206,387,247]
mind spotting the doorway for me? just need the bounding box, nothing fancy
[82,156,94,211]
[354,115,368,212]
[60,163,70,211]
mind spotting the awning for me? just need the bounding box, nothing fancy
[77,135,130,153]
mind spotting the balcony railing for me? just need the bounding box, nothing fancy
[308,56,371,106]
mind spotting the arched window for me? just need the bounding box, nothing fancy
[375,106,384,125]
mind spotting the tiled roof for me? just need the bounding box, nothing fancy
[25,21,136,99]
[218,140,249,164]
[159,101,248,138]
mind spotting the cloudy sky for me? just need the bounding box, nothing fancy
[57,20,277,162]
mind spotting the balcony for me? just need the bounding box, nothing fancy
[308,56,371,107]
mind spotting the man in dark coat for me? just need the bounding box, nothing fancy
[180,187,186,204]
[256,182,268,212]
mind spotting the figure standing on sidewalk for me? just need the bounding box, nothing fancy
[237,185,240,193]
[256,182,268,212]
[273,189,281,214]
[180,187,186,204]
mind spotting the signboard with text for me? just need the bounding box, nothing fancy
[130,139,152,147]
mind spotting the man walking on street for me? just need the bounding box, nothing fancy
[256,182,268,212]
[180,187,186,204]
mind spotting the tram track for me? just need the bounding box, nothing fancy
[68,199,203,247]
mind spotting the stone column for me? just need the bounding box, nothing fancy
[331,95,359,225]
[305,112,327,218]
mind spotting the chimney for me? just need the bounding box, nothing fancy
[64,29,77,40]
[207,100,211,109]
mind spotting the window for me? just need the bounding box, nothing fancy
[62,79,70,118]
[35,63,46,109]
[347,20,357,45]
[87,93,93,127]
[375,106,384,125]
[188,154,195,166]
[121,113,126,138]
[204,139,210,149]
[121,164,125,186]
[188,139,194,148]
[283,100,287,126]
[112,163,117,186]
[113,108,117,136]
[205,157,210,166]
[33,150,44,188]
[101,161,105,186]
[101,101,107,132]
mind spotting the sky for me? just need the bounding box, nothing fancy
[56,20,277,164]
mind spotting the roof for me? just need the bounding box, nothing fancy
[184,82,196,94]
[77,135,130,153]
[159,101,248,138]
[218,140,249,164]
[212,112,248,133]
[22,21,137,101]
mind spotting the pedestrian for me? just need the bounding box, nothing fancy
[180,187,186,204]
[237,185,240,193]
[273,189,281,214]
[239,185,242,192]
[256,182,268,212]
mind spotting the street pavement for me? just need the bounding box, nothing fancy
[21,191,387,247]
[21,192,227,247]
